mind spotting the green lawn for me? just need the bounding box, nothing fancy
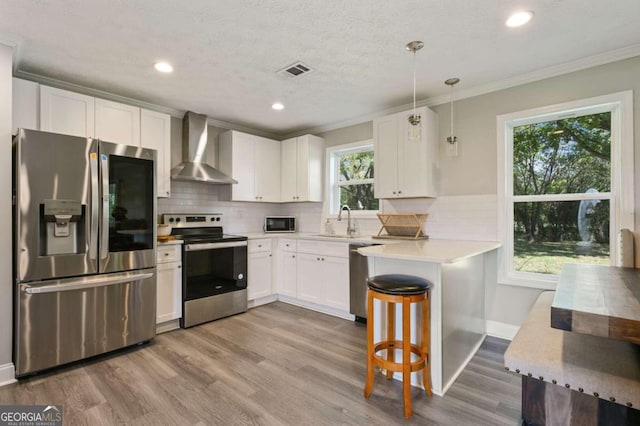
[514,240,610,275]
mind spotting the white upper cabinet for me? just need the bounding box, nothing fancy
[94,98,140,145]
[12,78,39,134]
[281,135,323,202]
[141,109,172,198]
[219,130,281,202]
[373,106,436,198]
[18,80,171,198]
[40,85,95,138]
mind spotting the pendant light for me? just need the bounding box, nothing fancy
[445,77,460,156]
[406,41,424,141]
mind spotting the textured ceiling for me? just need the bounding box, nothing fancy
[1,0,640,135]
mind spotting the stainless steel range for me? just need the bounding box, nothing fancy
[162,214,248,328]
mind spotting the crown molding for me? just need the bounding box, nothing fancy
[283,43,640,138]
[13,70,281,140]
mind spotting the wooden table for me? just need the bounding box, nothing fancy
[551,263,640,344]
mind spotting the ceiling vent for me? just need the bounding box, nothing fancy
[278,62,314,78]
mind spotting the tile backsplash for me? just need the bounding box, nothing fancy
[160,182,497,241]
[158,181,323,234]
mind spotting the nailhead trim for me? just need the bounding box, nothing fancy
[551,379,557,384]
[610,397,616,402]
[528,373,532,377]
[515,369,520,374]
[505,367,509,371]
[594,392,599,397]
[578,388,584,393]
[565,384,570,389]
[627,403,633,408]
[539,376,544,381]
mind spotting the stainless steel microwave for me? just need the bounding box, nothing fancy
[264,216,296,233]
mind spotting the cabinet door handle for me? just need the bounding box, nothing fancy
[392,191,396,194]
[316,257,320,261]
[177,265,182,269]
[398,190,402,194]
[321,257,325,261]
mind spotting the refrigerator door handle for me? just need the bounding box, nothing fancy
[23,271,154,294]
[89,149,99,260]
[99,151,109,260]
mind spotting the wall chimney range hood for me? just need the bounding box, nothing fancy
[170,111,237,184]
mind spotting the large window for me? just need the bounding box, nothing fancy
[497,92,634,288]
[326,140,379,215]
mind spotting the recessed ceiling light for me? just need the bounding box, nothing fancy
[272,102,284,111]
[506,11,534,27]
[154,62,173,73]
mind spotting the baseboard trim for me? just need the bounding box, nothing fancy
[156,319,180,334]
[0,363,16,386]
[486,320,519,341]
[277,296,354,321]
[248,294,278,309]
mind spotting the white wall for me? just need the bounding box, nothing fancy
[0,44,14,384]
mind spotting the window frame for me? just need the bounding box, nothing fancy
[325,139,379,217]
[497,91,634,289]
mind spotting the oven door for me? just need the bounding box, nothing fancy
[181,241,248,327]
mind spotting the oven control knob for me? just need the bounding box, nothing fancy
[169,217,174,222]
[238,273,244,280]
[216,217,221,221]
[210,217,215,221]
[176,218,181,222]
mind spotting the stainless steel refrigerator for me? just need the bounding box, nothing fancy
[13,129,157,377]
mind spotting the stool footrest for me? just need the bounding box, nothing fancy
[373,340,427,373]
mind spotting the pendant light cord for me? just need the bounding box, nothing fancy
[412,51,417,116]
[450,84,454,140]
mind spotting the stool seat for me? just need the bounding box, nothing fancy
[367,274,431,295]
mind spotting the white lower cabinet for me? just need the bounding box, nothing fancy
[277,239,297,298]
[289,239,350,314]
[156,244,182,325]
[321,256,349,311]
[296,253,325,304]
[248,239,273,301]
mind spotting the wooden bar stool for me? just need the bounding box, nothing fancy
[363,274,432,419]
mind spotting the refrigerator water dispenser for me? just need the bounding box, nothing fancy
[42,199,83,255]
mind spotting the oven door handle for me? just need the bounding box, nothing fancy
[185,241,248,251]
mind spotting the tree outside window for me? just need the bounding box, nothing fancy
[498,91,634,287]
[328,142,379,214]
[513,112,611,275]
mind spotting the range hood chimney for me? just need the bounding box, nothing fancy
[170,111,237,184]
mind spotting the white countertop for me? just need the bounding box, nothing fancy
[157,239,183,246]
[357,239,501,264]
[244,232,409,244]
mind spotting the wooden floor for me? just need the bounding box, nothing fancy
[0,302,521,425]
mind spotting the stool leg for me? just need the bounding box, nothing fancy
[422,294,433,397]
[402,297,412,419]
[386,301,395,379]
[364,289,375,398]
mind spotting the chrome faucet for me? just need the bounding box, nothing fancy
[337,205,356,237]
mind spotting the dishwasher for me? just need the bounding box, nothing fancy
[349,243,380,323]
